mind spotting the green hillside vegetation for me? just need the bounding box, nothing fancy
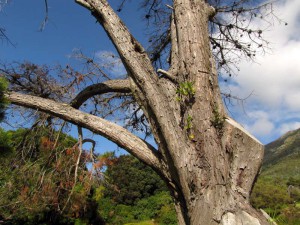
[95,154,177,225]
[124,221,155,225]
[251,128,300,225]
[264,128,300,167]
[1,126,300,225]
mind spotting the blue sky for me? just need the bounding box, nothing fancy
[1,0,300,150]
[224,0,300,144]
[0,0,145,64]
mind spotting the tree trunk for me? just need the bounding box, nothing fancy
[155,0,268,225]
[153,1,270,224]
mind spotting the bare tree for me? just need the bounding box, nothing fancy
[3,0,280,224]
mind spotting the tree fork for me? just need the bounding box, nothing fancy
[4,0,274,224]
[75,1,203,202]
[76,0,191,163]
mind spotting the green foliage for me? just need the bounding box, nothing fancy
[124,221,155,225]
[184,115,193,130]
[277,205,300,225]
[133,191,174,221]
[96,154,176,225]
[103,154,167,205]
[251,179,292,210]
[0,76,8,121]
[156,204,177,225]
[184,115,195,140]
[176,81,195,102]
[1,134,176,224]
[93,185,105,202]
[287,177,300,187]
[74,219,88,225]
[96,197,116,222]
[210,105,225,131]
[0,127,13,156]
[97,191,177,225]
[251,174,300,225]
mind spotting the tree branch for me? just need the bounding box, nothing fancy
[76,0,159,87]
[157,69,177,83]
[169,12,179,71]
[74,1,196,186]
[75,0,92,10]
[6,91,162,171]
[75,0,189,164]
[70,79,131,109]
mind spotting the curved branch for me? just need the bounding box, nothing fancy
[70,79,131,109]
[6,91,162,171]
[82,138,96,149]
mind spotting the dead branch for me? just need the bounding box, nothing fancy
[70,79,131,109]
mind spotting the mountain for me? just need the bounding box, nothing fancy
[263,127,300,168]
[250,128,300,225]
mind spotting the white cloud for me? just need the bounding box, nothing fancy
[278,122,300,135]
[95,50,126,78]
[224,0,300,143]
[245,111,275,136]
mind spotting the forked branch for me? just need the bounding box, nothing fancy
[74,0,189,169]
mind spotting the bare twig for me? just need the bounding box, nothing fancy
[39,0,49,31]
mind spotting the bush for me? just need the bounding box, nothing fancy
[157,205,177,225]
[277,205,300,225]
[97,191,177,225]
[251,178,292,209]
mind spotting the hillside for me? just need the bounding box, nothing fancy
[262,128,300,183]
[264,128,300,167]
[250,128,300,225]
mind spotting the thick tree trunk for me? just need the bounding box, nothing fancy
[158,1,270,224]
[169,118,269,225]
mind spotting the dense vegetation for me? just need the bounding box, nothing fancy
[95,154,177,225]
[0,128,176,225]
[251,128,300,225]
[0,127,102,225]
[0,127,300,225]
[0,76,8,121]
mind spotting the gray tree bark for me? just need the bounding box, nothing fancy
[5,0,272,224]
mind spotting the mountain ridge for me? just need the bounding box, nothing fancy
[263,127,300,167]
